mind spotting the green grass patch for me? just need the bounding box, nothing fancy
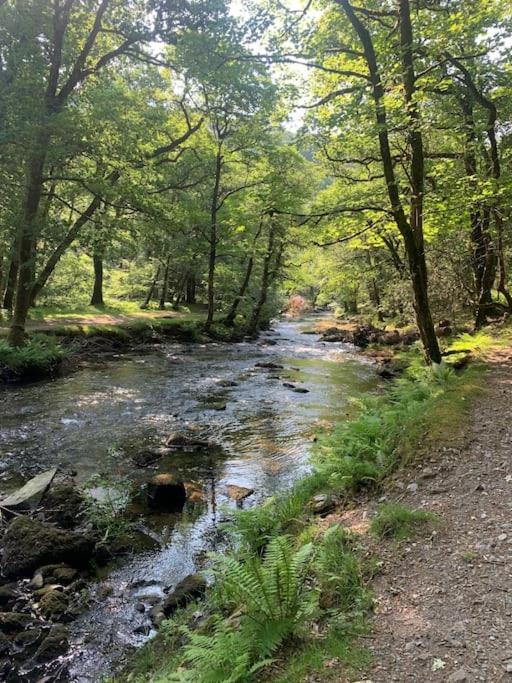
[370,503,438,540]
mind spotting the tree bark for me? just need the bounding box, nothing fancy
[141,264,161,309]
[247,222,276,336]
[224,256,254,327]
[9,131,50,345]
[158,255,171,310]
[206,141,223,329]
[460,97,496,328]
[185,272,196,305]
[2,255,18,311]
[90,252,105,307]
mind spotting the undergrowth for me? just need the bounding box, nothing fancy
[120,354,484,683]
[0,333,66,377]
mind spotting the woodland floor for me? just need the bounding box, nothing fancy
[0,308,199,334]
[335,349,512,683]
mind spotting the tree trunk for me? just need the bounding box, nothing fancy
[158,256,171,310]
[224,256,254,327]
[206,143,223,329]
[90,252,105,307]
[185,272,196,305]
[340,0,441,363]
[2,256,18,311]
[141,264,161,309]
[8,132,50,346]
[247,223,276,336]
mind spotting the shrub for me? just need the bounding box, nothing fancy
[0,334,66,377]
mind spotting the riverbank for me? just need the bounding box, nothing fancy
[0,305,249,383]
[118,328,503,682]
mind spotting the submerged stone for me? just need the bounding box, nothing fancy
[225,485,254,502]
[146,474,186,513]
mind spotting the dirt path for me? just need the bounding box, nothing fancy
[354,350,512,682]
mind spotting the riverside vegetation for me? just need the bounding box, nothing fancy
[1,0,512,681]
[117,334,492,682]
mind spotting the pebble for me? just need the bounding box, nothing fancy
[498,533,507,542]
[447,669,468,683]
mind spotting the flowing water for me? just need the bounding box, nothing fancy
[0,316,377,681]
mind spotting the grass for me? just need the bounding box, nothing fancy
[370,503,438,540]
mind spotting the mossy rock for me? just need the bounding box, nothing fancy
[32,625,69,663]
[2,516,94,578]
[0,612,34,633]
[39,590,68,619]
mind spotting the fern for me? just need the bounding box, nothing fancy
[171,536,317,682]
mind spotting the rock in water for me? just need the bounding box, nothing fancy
[1,468,57,511]
[226,485,254,502]
[2,517,94,578]
[146,474,186,512]
[165,432,210,451]
[162,574,207,616]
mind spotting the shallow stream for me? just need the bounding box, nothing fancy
[0,316,377,681]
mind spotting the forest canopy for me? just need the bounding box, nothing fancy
[0,0,511,362]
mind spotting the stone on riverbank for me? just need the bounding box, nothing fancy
[2,517,94,578]
[32,625,69,663]
[162,574,207,617]
[41,482,85,528]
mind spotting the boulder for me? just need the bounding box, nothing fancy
[0,584,18,607]
[41,482,85,528]
[146,474,186,513]
[381,330,401,345]
[162,574,207,617]
[0,632,9,655]
[226,485,254,502]
[32,625,69,663]
[310,494,336,516]
[38,564,78,585]
[1,468,57,511]
[184,482,206,504]
[2,517,94,578]
[0,612,34,633]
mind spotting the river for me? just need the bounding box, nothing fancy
[0,316,377,681]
